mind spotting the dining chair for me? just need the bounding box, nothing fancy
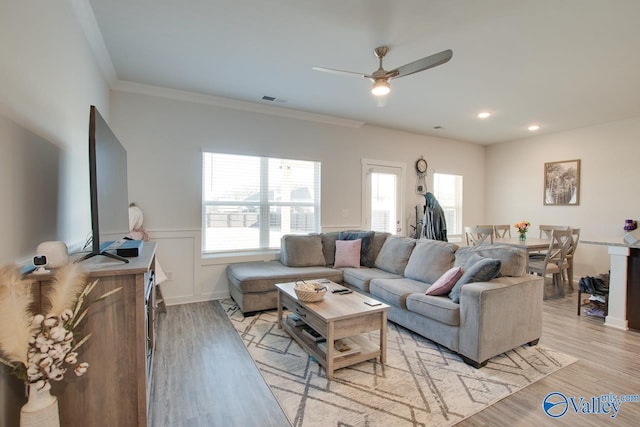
[476,224,494,236]
[539,224,570,239]
[493,224,511,238]
[464,226,494,246]
[528,229,573,298]
[562,228,580,288]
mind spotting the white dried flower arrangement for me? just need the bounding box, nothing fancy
[0,263,121,390]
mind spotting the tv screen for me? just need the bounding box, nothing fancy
[84,105,130,262]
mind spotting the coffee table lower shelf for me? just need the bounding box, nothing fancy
[276,281,389,380]
[281,321,381,373]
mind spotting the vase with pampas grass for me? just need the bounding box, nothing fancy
[0,262,121,427]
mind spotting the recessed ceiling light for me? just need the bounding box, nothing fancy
[477,111,491,119]
[528,124,540,131]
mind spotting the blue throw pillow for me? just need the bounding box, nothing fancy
[448,253,501,303]
[338,231,376,267]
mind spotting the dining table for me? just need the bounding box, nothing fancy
[492,236,553,269]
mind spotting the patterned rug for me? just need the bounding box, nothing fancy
[220,299,576,427]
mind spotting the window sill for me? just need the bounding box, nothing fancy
[201,249,280,266]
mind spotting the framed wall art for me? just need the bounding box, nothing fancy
[544,159,580,205]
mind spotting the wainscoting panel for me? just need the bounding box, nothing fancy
[148,229,198,305]
[147,226,369,306]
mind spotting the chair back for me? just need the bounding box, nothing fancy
[544,229,573,268]
[539,224,570,239]
[567,228,580,257]
[464,226,494,246]
[476,225,494,236]
[493,224,511,238]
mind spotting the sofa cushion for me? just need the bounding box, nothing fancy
[425,266,464,295]
[333,239,361,268]
[279,234,326,267]
[342,267,402,293]
[405,294,461,326]
[404,239,458,285]
[372,232,390,261]
[369,278,429,309]
[321,232,340,266]
[448,254,501,303]
[226,261,342,293]
[454,245,526,277]
[339,231,376,267]
[374,236,416,275]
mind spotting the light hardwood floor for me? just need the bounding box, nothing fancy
[149,302,289,426]
[150,282,640,426]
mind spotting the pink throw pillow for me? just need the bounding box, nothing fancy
[425,266,464,295]
[334,239,362,268]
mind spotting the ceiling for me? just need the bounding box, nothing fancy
[87,0,640,145]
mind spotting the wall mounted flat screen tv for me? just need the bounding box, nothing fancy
[83,105,130,262]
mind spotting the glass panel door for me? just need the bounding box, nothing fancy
[370,171,398,233]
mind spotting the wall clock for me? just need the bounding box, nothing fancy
[415,157,428,195]
[416,158,428,174]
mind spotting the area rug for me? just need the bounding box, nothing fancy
[220,299,577,427]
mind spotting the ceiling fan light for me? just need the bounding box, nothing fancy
[371,79,390,96]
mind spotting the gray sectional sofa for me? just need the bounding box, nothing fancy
[226,231,543,367]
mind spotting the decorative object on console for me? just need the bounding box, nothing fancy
[32,255,50,275]
[0,263,122,427]
[35,241,69,269]
[514,220,530,241]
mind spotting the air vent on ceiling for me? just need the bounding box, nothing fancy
[261,95,287,103]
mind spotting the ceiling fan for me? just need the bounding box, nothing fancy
[313,46,453,97]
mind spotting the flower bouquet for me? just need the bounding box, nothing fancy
[0,262,121,423]
[514,221,531,240]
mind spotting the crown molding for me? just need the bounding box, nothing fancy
[73,0,363,129]
[112,80,365,129]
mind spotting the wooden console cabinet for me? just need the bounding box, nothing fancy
[31,242,157,426]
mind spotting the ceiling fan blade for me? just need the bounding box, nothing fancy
[391,49,453,79]
[312,66,367,78]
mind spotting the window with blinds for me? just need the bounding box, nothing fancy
[202,152,321,253]
[433,173,463,237]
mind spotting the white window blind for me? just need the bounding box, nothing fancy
[433,173,463,236]
[362,159,405,235]
[202,153,321,253]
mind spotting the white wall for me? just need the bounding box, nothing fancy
[0,0,110,261]
[109,89,486,305]
[0,1,110,424]
[486,116,640,280]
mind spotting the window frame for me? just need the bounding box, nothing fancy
[432,172,463,241]
[202,152,321,255]
[361,158,405,235]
